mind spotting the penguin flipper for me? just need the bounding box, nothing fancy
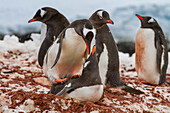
[38,38,53,67]
[121,85,144,94]
[56,82,74,96]
[155,33,168,84]
[155,36,163,74]
[51,32,65,69]
[38,29,55,67]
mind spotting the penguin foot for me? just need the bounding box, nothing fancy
[141,81,157,86]
[121,86,144,94]
[141,81,149,84]
[71,74,81,79]
[54,78,67,85]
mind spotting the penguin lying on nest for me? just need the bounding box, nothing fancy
[49,46,103,102]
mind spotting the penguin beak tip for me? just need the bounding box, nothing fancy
[28,18,37,23]
[107,20,114,24]
[136,14,143,20]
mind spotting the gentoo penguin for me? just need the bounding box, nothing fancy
[49,46,103,102]
[135,14,170,85]
[89,9,144,94]
[44,19,96,84]
[28,7,69,67]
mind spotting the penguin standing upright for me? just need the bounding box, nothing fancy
[28,7,69,67]
[49,46,103,103]
[44,19,96,84]
[89,9,144,94]
[135,14,170,85]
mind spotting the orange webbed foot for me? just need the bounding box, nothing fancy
[141,81,149,84]
[54,78,67,85]
[71,74,81,79]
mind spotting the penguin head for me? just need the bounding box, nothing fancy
[71,19,96,55]
[82,21,96,55]
[89,9,114,28]
[28,7,59,23]
[136,14,160,29]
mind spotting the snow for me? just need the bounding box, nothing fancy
[0,34,169,112]
[1,0,170,42]
[0,34,41,53]
[19,99,36,112]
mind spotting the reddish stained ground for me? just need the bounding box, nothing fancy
[0,50,170,113]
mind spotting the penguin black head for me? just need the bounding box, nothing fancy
[28,7,60,23]
[89,9,114,28]
[136,14,160,29]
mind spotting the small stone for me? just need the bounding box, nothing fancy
[33,77,51,86]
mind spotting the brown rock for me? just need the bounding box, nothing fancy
[33,77,51,86]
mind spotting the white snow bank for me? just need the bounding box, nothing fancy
[0,34,41,53]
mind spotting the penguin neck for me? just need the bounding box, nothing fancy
[89,18,105,29]
[92,22,106,29]
[45,14,68,25]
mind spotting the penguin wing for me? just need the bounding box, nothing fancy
[38,36,54,67]
[155,33,164,74]
[51,31,65,69]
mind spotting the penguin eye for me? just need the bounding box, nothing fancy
[148,18,155,23]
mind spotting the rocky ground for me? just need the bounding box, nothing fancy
[0,35,169,113]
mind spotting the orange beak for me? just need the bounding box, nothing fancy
[136,14,143,20]
[91,46,96,55]
[28,18,37,23]
[85,42,90,54]
[107,20,114,24]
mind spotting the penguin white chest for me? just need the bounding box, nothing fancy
[59,28,87,68]
[135,28,160,84]
[65,85,103,102]
[47,28,86,80]
[98,44,108,85]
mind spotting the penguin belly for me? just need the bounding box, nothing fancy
[46,28,87,81]
[136,28,160,84]
[98,44,108,85]
[64,85,103,102]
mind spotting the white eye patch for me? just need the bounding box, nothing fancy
[65,83,72,88]
[148,18,155,23]
[40,9,46,17]
[83,27,96,38]
[97,10,103,19]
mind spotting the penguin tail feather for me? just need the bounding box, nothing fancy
[165,81,170,86]
[121,86,144,94]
